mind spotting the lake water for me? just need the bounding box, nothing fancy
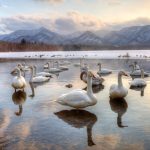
[1,58,150,150]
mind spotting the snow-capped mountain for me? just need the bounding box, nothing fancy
[1,25,150,46]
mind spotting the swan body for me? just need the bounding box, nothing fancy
[130,69,147,87]
[48,62,62,73]
[29,66,50,83]
[12,67,27,91]
[97,63,112,75]
[55,61,69,71]
[129,64,149,77]
[33,66,53,77]
[57,71,97,108]
[80,71,104,85]
[110,71,128,99]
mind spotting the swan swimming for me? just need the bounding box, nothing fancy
[56,71,97,108]
[34,66,53,77]
[129,64,149,77]
[109,71,129,99]
[97,63,112,75]
[80,71,104,86]
[130,69,147,87]
[12,67,27,92]
[29,66,50,83]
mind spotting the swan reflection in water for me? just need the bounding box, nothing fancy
[54,109,97,146]
[109,98,128,128]
[12,90,27,116]
[130,86,145,97]
[83,84,104,94]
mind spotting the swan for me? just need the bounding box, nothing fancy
[12,67,27,92]
[55,109,97,146]
[43,62,49,69]
[29,66,50,83]
[97,63,112,75]
[81,63,89,73]
[109,71,129,99]
[130,69,147,87]
[55,61,69,71]
[56,71,97,108]
[129,64,149,77]
[80,71,104,86]
[34,66,53,77]
[48,62,62,73]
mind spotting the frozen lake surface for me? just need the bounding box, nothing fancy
[0,59,150,149]
[0,50,150,59]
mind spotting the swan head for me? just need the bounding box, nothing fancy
[87,71,95,78]
[29,65,33,70]
[97,63,101,66]
[119,71,129,77]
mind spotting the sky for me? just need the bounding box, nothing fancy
[0,0,150,34]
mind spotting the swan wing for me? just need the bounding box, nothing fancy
[57,90,91,108]
[130,79,146,87]
[32,76,50,83]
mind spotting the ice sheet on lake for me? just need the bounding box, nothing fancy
[0,50,150,59]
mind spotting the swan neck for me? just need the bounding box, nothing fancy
[17,68,21,77]
[30,67,34,81]
[141,70,144,79]
[99,64,101,71]
[87,76,93,95]
[118,74,123,87]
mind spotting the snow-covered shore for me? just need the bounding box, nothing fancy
[0,50,150,59]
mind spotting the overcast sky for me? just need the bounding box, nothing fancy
[0,0,150,34]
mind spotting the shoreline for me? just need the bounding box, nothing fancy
[0,50,150,60]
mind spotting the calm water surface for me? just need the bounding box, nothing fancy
[1,59,150,150]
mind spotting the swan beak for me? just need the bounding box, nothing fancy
[124,73,130,77]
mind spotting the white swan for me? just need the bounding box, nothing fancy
[48,62,62,73]
[12,67,27,91]
[81,63,89,73]
[29,66,50,83]
[80,71,104,86]
[43,62,49,69]
[34,66,53,77]
[97,63,112,75]
[109,71,128,99]
[55,61,69,71]
[130,69,147,87]
[57,71,97,108]
[129,64,149,77]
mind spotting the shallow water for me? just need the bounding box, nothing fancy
[1,59,150,150]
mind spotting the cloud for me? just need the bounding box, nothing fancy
[0,11,106,34]
[33,0,64,4]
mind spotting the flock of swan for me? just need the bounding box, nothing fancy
[11,60,148,109]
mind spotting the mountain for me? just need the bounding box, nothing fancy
[0,27,64,45]
[103,25,150,46]
[1,25,150,47]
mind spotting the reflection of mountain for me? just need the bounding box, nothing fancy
[12,90,27,116]
[83,85,104,93]
[109,98,128,128]
[54,109,97,146]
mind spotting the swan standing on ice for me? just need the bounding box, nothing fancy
[97,63,112,75]
[29,66,50,83]
[12,67,27,92]
[57,71,97,108]
[80,71,104,86]
[130,69,147,87]
[34,66,53,77]
[110,71,129,99]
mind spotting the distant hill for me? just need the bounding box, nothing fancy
[1,25,150,51]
